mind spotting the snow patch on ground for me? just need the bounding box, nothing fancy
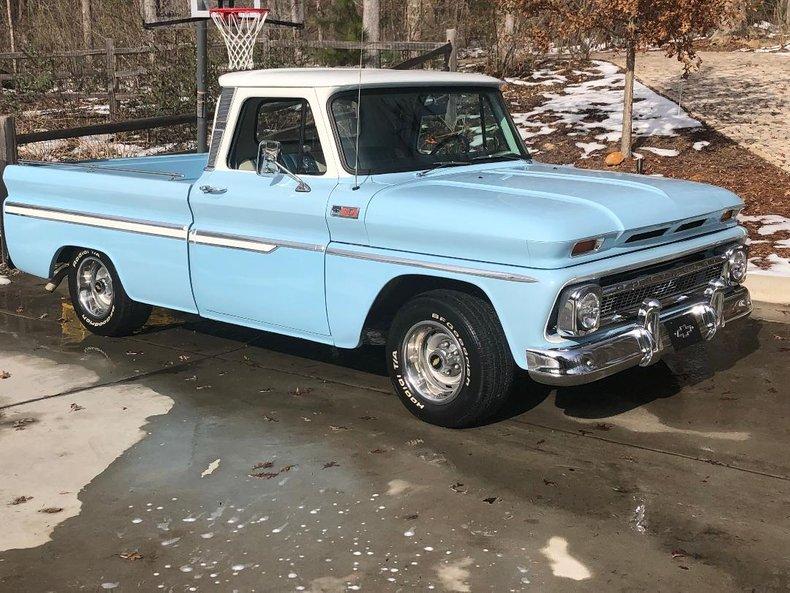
[693,140,710,151]
[510,60,701,144]
[750,254,790,276]
[740,214,790,236]
[540,537,592,580]
[0,276,10,286]
[739,214,790,276]
[575,141,606,158]
[640,146,680,157]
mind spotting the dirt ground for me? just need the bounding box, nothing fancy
[1,272,789,592]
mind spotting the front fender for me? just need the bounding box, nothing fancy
[324,244,561,369]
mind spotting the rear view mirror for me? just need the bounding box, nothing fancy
[257,140,281,175]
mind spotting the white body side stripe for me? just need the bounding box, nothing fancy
[4,203,188,240]
[189,230,278,253]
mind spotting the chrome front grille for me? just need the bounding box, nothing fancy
[600,256,726,319]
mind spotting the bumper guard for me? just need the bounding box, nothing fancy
[526,282,752,387]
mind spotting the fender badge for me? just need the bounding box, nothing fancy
[331,205,360,219]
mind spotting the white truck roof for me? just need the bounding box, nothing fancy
[218,68,502,90]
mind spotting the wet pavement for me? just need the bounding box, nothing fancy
[1,272,789,592]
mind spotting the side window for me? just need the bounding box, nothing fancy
[228,97,327,175]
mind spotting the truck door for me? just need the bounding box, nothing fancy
[189,93,333,337]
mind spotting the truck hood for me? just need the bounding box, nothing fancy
[364,162,743,268]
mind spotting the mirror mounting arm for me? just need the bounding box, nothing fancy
[270,161,311,193]
[256,140,311,193]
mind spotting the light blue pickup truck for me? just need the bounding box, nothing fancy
[2,68,752,427]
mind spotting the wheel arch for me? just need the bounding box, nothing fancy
[358,274,500,345]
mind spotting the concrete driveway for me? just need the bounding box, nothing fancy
[1,273,789,592]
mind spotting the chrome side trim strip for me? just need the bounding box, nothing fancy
[18,160,185,180]
[326,246,538,283]
[4,202,188,239]
[189,229,325,254]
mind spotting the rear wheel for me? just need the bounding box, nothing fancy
[386,289,515,428]
[68,249,151,336]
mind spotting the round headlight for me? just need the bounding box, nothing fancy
[727,248,748,284]
[557,283,602,337]
[577,291,601,331]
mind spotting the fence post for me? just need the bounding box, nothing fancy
[105,38,118,121]
[446,29,457,72]
[0,115,18,267]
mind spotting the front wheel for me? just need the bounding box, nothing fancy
[68,249,151,336]
[386,289,515,428]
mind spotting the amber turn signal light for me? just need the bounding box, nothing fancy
[721,209,735,221]
[571,238,601,257]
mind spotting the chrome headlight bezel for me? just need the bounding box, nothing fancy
[556,283,602,337]
[724,245,748,284]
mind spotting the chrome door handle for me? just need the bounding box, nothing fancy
[199,185,227,195]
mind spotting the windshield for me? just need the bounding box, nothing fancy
[330,86,529,175]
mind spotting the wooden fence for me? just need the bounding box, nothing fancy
[0,31,457,121]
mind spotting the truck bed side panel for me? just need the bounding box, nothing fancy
[2,164,197,313]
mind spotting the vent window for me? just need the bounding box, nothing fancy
[205,87,236,171]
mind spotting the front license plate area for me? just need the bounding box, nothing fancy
[664,314,704,351]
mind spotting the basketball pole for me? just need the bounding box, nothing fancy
[195,19,208,153]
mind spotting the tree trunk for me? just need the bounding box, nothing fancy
[290,0,304,61]
[316,0,323,41]
[620,42,636,157]
[362,0,380,67]
[4,0,16,63]
[406,0,421,42]
[497,11,515,74]
[80,0,93,48]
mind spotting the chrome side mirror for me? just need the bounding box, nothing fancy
[257,140,281,175]
[256,140,311,193]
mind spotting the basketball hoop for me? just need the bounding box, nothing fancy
[210,7,269,71]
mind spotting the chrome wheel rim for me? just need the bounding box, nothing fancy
[401,321,465,404]
[76,257,114,318]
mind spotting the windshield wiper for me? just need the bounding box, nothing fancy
[416,161,470,177]
[470,153,527,164]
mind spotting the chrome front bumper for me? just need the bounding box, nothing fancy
[526,283,752,387]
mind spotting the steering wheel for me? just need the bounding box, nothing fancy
[430,131,471,156]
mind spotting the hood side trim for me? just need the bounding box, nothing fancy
[326,246,538,283]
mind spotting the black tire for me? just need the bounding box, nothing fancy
[68,249,151,337]
[386,289,515,428]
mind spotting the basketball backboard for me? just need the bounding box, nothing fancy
[142,0,263,27]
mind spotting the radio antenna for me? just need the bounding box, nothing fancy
[352,25,364,190]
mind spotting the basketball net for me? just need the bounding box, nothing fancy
[210,8,269,71]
